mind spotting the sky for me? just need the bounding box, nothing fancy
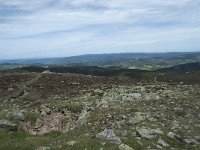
[0,0,200,59]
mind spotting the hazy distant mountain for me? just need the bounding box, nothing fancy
[0,52,200,70]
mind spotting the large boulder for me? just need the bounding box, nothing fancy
[0,120,17,131]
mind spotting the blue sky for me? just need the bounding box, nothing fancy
[0,0,200,59]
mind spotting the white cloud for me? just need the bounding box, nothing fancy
[0,0,199,59]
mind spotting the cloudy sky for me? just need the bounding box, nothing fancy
[0,0,199,59]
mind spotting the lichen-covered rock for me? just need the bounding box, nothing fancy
[75,110,90,128]
[96,128,122,144]
[136,127,163,139]
[34,118,43,129]
[67,140,77,146]
[167,132,182,142]
[119,143,134,150]
[35,146,50,150]
[157,139,170,147]
[0,119,17,131]
[184,139,199,145]
[128,112,150,124]
[11,110,25,121]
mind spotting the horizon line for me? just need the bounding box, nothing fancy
[1,51,200,61]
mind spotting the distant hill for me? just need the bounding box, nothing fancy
[2,65,158,82]
[157,62,200,73]
[156,62,200,84]
[1,52,200,70]
[2,62,200,83]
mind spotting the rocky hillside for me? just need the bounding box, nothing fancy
[0,72,200,150]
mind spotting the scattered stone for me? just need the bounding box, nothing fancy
[35,146,50,150]
[0,119,17,131]
[96,128,122,144]
[20,121,32,132]
[41,111,47,116]
[128,112,149,124]
[119,143,134,150]
[116,130,128,137]
[94,89,104,96]
[183,139,199,145]
[137,141,143,146]
[75,110,90,128]
[155,144,163,149]
[195,136,200,141]
[171,121,180,130]
[136,127,163,139]
[34,118,43,129]
[41,106,51,115]
[157,139,170,147]
[8,88,14,91]
[114,120,126,128]
[67,140,77,146]
[144,93,160,100]
[11,110,25,121]
[131,132,137,137]
[131,93,142,99]
[167,132,182,142]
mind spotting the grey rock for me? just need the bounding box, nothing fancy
[12,110,25,121]
[119,143,134,150]
[94,89,104,95]
[131,132,137,137]
[171,121,180,130]
[195,136,200,141]
[41,106,51,114]
[137,127,163,139]
[96,128,122,144]
[75,110,90,128]
[41,111,47,116]
[157,139,170,147]
[184,139,199,145]
[128,112,149,124]
[34,118,43,129]
[155,144,163,149]
[67,140,77,146]
[0,119,17,131]
[145,93,160,100]
[131,93,142,99]
[114,120,126,128]
[35,146,50,150]
[8,88,14,91]
[116,130,128,137]
[167,132,182,142]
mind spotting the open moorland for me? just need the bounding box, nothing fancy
[0,70,200,150]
